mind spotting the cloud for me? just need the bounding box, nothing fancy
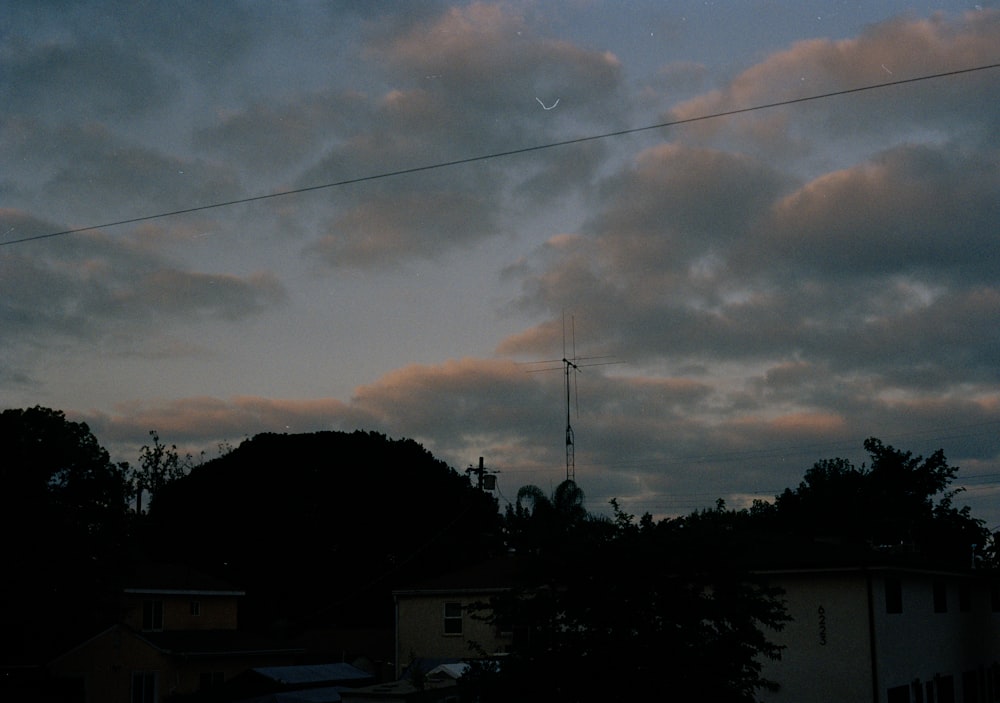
[668,11,1000,155]
[1,31,180,122]
[192,91,371,173]
[71,345,1000,521]
[486,12,1000,517]
[1,120,246,228]
[288,2,628,269]
[754,144,1000,280]
[0,211,287,352]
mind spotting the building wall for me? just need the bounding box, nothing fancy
[874,573,1000,702]
[759,571,875,703]
[760,569,1000,703]
[395,593,510,678]
[49,625,301,703]
[121,593,239,631]
[49,626,171,703]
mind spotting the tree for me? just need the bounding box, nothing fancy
[0,407,131,657]
[468,484,787,702]
[131,429,191,512]
[144,430,504,633]
[769,437,989,566]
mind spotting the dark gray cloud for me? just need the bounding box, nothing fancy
[4,3,1000,526]
[0,211,286,350]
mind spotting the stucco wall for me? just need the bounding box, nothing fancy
[760,571,875,703]
[760,570,1000,703]
[395,592,510,677]
[121,593,239,631]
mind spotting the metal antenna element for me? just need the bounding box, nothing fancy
[518,314,619,483]
[563,313,579,483]
[563,354,578,482]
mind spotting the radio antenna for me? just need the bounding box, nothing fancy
[520,314,619,483]
[563,313,581,482]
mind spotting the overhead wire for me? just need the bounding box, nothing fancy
[3,62,999,248]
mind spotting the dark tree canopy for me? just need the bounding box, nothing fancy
[467,482,788,703]
[0,407,131,658]
[763,437,988,566]
[145,430,503,631]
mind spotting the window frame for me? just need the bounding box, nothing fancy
[443,601,463,635]
[933,579,948,614]
[131,671,157,703]
[885,576,903,614]
[142,599,164,631]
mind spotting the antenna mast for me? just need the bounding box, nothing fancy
[520,315,617,485]
[563,314,579,483]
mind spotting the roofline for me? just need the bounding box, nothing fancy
[159,647,307,657]
[129,630,304,657]
[123,588,246,597]
[48,625,124,665]
[753,564,981,578]
[392,587,511,597]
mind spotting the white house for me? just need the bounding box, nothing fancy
[759,564,1000,703]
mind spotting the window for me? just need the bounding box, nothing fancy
[190,600,201,616]
[131,672,157,703]
[934,580,948,614]
[888,684,911,703]
[939,675,956,703]
[963,670,980,703]
[886,577,903,614]
[959,584,972,613]
[443,602,463,635]
[142,600,163,631]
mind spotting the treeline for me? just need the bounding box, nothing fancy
[465,439,993,702]
[2,405,993,700]
[1,406,502,661]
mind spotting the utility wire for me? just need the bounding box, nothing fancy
[3,62,999,249]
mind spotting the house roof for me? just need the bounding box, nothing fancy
[249,663,374,686]
[49,624,302,666]
[729,531,981,576]
[137,629,305,657]
[124,562,245,596]
[393,555,521,596]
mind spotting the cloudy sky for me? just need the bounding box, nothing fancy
[3,1,1000,524]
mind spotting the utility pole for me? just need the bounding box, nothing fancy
[466,457,497,491]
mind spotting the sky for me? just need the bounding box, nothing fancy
[3,1,1000,525]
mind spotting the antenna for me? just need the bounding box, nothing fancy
[563,313,579,483]
[520,314,619,484]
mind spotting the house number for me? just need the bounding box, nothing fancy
[818,605,827,646]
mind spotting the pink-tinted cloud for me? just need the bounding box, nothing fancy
[669,11,1000,148]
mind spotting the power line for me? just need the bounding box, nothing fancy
[4,62,998,249]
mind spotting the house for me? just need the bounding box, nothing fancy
[392,557,517,679]
[393,549,1000,703]
[758,563,1000,703]
[47,564,305,702]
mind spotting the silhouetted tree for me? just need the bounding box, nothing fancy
[469,486,787,702]
[0,406,131,658]
[767,437,988,566]
[145,430,504,633]
[131,429,191,512]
